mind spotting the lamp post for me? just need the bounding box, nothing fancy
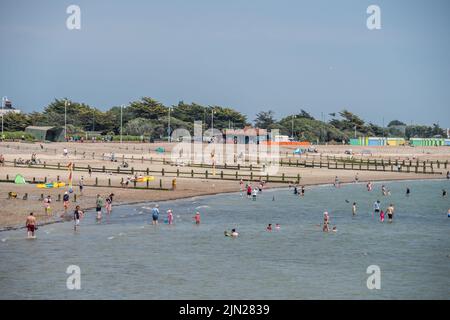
[1,96,6,138]
[168,107,172,142]
[120,104,124,144]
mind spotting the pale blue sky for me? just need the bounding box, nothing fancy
[1,0,449,127]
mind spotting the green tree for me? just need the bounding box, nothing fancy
[254,111,276,129]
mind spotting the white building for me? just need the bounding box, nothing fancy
[0,98,21,115]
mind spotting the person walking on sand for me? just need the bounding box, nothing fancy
[44,195,52,216]
[73,205,84,231]
[194,212,201,225]
[352,202,357,216]
[26,212,37,238]
[79,176,84,195]
[95,194,104,221]
[63,148,68,157]
[151,204,160,225]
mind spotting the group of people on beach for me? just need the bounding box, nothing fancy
[240,178,266,200]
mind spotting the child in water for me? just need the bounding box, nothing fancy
[194,212,201,225]
[380,209,385,222]
[167,209,173,225]
[266,224,272,231]
[275,224,281,230]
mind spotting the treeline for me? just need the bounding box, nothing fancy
[3,97,447,142]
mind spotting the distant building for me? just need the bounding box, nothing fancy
[0,98,21,115]
[224,127,269,144]
[25,126,65,142]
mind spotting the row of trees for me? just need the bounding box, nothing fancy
[2,97,447,142]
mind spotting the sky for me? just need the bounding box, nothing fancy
[0,0,449,127]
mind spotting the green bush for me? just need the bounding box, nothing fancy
[1,131,35,141]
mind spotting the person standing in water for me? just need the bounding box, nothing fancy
[26,212,37,238]
[300,186,305,197]
[167,209,173,225]
[246,184,252,199]
[63,191,70,216]
[352,202,357,216]
[380,209,385,222]
[406,187,411,197]
[95,194,104,221]
[194,212,201,225]
[373,200,381,219]
[443,189,447,197]
[151,204,160,225]
[73,205,83,231]
[105,193,114,215]
[266,224,272,231]
[387,204,395,223]
[252,188,258,201]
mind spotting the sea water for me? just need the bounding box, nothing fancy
[0,179,449,299]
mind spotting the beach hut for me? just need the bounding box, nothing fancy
[445,139,450,146]
[387,138,406,146]
[368,137,386,146]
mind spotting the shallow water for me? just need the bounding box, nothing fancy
[1,180,449,299]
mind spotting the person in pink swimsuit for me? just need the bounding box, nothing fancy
[194,212,201,225]
[380,209,385,222]
[167,209,173,225]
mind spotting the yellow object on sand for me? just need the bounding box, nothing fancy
[36,182,66,189]
[135,176,155,183]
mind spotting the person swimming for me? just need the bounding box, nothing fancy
[275,224,281,230]
[225,228,239,237]
[266,224,272,231]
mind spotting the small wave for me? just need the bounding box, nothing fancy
[1,238,7,242]
[195,205,210,210]
[107,236,115,240]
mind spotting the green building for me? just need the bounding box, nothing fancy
[25,126,65,142]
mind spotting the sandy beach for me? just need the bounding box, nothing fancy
[1,141,449,230]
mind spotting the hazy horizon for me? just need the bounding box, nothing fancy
[1,0,449,127]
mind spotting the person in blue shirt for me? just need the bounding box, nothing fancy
[151,204,160,225]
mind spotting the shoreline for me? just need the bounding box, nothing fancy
[2,175,447,233]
